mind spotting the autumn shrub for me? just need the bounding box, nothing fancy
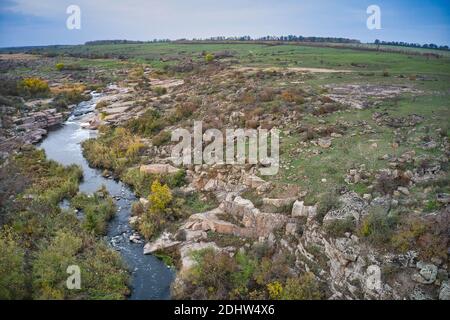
[281,273,323,300]
[95,100,109,110]
[149,180,172,214]
[259,87,275,102]
[391,213,448,260]
[18,77,50,97]
[152,130,171,147]
[153,86,167,96]
[82,127,146,175]
[280,89,304,104]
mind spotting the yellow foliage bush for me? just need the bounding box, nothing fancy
[149,180,172,213]
[267,281,283,300]
[18,77,50,97]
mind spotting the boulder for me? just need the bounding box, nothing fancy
[242,174,267,188]
[262,197,296,208]
[318,138,332,148]
[140,164,180,175]
[439,281,450,300]
[143,232,181,254]
[323,192,367,223]
[285,222,298,236]
[412,261,438,284]
[292,200,317,218]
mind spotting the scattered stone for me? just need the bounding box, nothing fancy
[318,138,332,148]
[412,261,438,284]
[292,200,317,218]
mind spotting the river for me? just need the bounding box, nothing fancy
[39,92,174,300]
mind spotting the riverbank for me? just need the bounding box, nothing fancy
[39,90,175,299]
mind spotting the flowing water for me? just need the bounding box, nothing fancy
[39,93,174,299]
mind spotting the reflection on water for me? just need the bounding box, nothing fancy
[39,93,174,300]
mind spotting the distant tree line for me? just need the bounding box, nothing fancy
[84,35,360,45]
[190,35,360,43]
[84,39,171,45]
[82,37,449,51]
[374,39,449,51]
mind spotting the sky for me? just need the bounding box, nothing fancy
[0,0,449,48]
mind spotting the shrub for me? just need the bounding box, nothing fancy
[0,230,27,299]
[149,180,172,214]
[280,89,304,104]
[18,77,50,97]
[32,230,83,299]
[52,90,90,109]
[325,217,356,237]
[55,63,65,71]
[281,273,323,300]
[71,188,116,236]
[358,208,399,246]
[267,281,283,300]
[152,130,171,147]
[205,53,214,63]
[315,190,340,223]
[153,86,167,96]
[374,171,409,195]
[259,87,275,102]
[95,100,109,110]
[126,109,166,136]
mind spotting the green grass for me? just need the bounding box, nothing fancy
[272,91,449,201]
[8,42,450,75]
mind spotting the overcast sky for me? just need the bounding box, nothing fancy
[0,0,449,47]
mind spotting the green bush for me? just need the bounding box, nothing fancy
[55,63,65,71]
[315,190,340,223]
[1,147,130,300]
[71,188,116,236]
[0,230,27,299]
[325,217,356,237]
[205,53,214,63]
[358,208,399,246]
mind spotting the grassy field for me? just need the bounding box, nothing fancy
[4,42,449,75]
